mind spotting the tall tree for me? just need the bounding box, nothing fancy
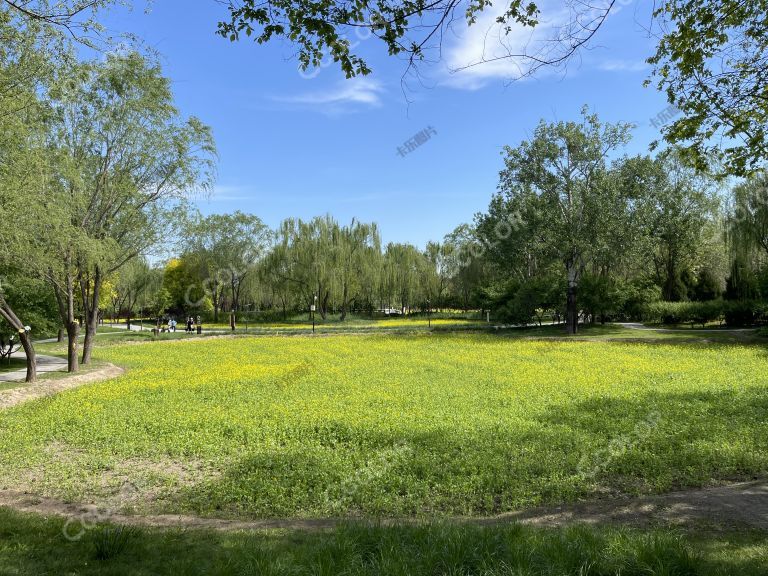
[639,151,718,301]
[491,108,632,334]
[0,8,63,381]
[45,51,215,370]
[334,219,380,321]
[185,212,271,321]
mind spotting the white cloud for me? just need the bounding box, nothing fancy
[273,78,384,111]
[437,1,639,90]
[439,0,571,90]
[209,185,255,202]
[597,59,649,72]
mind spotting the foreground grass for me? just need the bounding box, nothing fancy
[2,332,767,519]
[0,507,765,576]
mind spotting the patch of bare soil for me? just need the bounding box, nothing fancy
[480,480,768,531]
[1,480,766,533]
[0,364,124,410]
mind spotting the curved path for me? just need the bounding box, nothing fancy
[0,363,123,409]
[0,353,67,384]
[0,480,765,533]
[618,322,756,333]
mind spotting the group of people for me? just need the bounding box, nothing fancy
[163,317,200,333]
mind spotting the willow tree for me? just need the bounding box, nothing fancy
[381,243,428,313]
[730,174,768,258]
[0,9,64,381]
[270,216,338,319]
[184,211,271,322]
[334,219,380,321]
[46,51,215,370]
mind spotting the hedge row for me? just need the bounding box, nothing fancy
[641,300,768,327]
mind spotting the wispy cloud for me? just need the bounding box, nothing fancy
[439,0,571,90]
[209,185,255,202]
[597,59,648,72]
[437,1,640,90]
[273,78,385,111]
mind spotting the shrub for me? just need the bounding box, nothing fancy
[722,300,767,327]
[642,300,725,327]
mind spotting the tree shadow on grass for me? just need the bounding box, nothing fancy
[167,379,768,524]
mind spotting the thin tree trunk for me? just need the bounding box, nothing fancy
[19,330,36,383]
[320,291,329,320]
[81,267,101,365]
[66,321,79,372]
[0,297,36,383]
[340,283,349,321]
[51,268,80,373]
[566,263,579,335]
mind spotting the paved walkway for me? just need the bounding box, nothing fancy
[618,322,755,333]
[0,352,67,383]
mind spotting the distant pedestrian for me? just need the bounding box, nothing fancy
[186,317,193,333]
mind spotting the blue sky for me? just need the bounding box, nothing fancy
[100,1,671,248]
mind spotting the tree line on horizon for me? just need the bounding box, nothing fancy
[115,126,768,338]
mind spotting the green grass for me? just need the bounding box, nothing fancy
[0,358,29,391]
[0,356,26,373]
[2,332,768,519]
[0,507,765,575]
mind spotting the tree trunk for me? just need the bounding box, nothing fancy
[340,283,349,321]
[66,321,79,373]
[80,267,102,365]
[57,327,64,343]
[566,264,579,335]
[19,330,36,383]
[81,303,98,365]
[0,297,37,383]
[51,269,80,373]
[320,291,329,320]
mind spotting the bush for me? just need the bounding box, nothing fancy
[642,300,725,327]
[723,300,767,327]
[643,300,768,327]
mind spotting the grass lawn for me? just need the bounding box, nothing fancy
[0,507,765,575]
[0,356,26,373]
[2,331,768,519]
[199,316,488,332]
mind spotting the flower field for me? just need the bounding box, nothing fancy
[1,333,767,519]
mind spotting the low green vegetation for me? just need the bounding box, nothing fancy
[0,357,26,374]
[0,507,765,575]
[2,332,767,519]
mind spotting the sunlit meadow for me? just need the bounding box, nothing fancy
[1,333,766,519]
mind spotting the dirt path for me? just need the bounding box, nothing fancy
[485,480,768,530]
[1,480,765,533]
[0,364,124,410]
